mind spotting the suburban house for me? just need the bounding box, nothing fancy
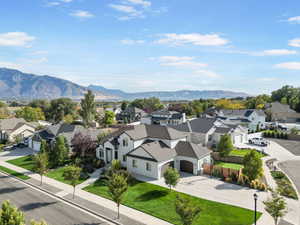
[141,109,186,126]
[171,117,248,147]
[29,123,100,152]
[116,106,147,123]
[0,118,36,142]
[265,102,300,123]
[205,108,266,131]
[96,124,212,179]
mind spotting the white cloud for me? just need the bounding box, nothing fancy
[0,32,35,47]
[121,39,145,45]
[70,10,94,19]
[287,16,300,24]
[275,62,300,70]
[257,49,297,56]
[289,38,300,47]
[156,33,229,46]
[109,4,143,20]
[124,0,151,8]
[47,1,61,6]
[61,0,73,2]
[194,70,221,79]
[157,56,207,68]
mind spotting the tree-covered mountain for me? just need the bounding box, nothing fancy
[88,85,250,100]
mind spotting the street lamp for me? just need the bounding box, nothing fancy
[254,193,258,225]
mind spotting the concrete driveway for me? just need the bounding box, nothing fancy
[0,147,35,161]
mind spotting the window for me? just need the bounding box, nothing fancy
[146,162,151,171]
[123,138,128,147]
[123,155,127,162]
[132,160,137,168]
[99,150,104,158]
[114,151,118,160]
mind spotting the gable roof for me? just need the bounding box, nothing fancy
[265,102,296,114]
[220,109,266,117]
[127,140,177,162]
[124,124,187,140]
[175,141,211,159]
[171,118,217,133]
[0,118,35,134]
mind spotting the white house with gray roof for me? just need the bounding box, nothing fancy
[96,124,212,179]
[0,118,36,142]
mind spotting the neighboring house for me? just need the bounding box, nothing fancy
[29,123,100,152]
[96,124,212,179]
[141,109,186,126]
[205,108,266,131]
[0,118,36,142]
[171,117,248,147]
[265,102,300,123]
[116,106,147,123]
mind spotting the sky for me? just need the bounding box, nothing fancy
[1,0,300,95]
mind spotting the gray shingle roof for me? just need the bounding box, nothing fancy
[221,109,266,117]
[171,118,217,133]
[265,102,296,113]
[127,140,177,162]
[175,141,211,159]
[124,124,187,140]
[0,118,35,134]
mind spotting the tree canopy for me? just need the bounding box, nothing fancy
[80,90,96,127]
[242,151,263,181]
[217,134,234,157]
[16,106,45,122]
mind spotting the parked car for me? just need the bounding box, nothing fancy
[249,137,268,146]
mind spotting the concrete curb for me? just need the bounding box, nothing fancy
[0,170,123,225]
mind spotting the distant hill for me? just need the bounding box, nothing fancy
[88,85,250,100]
[0,68,113,100]
[0,68,250,100]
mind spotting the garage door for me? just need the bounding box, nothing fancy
[180,160,193,173]
[161,161,174,176]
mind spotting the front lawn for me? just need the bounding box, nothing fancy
[214,161,244,170]
[84,179,260,225]
[271,171,298,200]
[7,155,35,171]
[0,165,30,180]
[229,149,265,158]
[46,167,88,185]
[7,155,88,185]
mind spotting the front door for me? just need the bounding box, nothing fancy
[106,148,112,163]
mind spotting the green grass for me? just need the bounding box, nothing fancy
[271,171,298,200]
[46,167,88,185]
[0,165,30,180]
[215,161,244,170]
[7,155,35,171]
[229,149,265,158]
[84,179,260,225]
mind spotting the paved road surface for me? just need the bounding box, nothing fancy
[0,173,110,225]
[279,160,300,194]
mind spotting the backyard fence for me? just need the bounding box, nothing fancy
[203,163,242,179]
[211,152,244,164]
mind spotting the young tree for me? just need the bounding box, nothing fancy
[103,111,115,127]
[0,200,25,225]
[80,90,96,127]
[217,134,234,157]
[63,165,82,199]
[52,136,69,167]
[264,190,287,225]
[242,151,263,181]
[107,173,128,219]
[175,195,201,225]
[163,167,180,190]
[34,152,49,185]
[71,132,97,158]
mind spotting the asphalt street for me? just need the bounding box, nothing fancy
[0,173,111,225]
[279,160,300,194]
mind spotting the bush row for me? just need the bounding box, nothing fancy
[263,130,288,139]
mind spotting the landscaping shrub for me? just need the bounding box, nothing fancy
[271,171,298,199]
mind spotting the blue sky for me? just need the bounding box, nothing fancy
[1,0,300,94]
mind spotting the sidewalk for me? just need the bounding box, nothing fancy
[0,161,171,225]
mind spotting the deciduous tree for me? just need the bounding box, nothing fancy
[63,165,82,199]
[264,189,287,225]
[217,134,234,157]
[34,152,49,185]
[163,167,180,190]
[80,90,96,127]
[242,151,263,181]
[175,195,201,225]
[0,200,25,225]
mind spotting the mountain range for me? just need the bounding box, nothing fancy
[0,68,250,100]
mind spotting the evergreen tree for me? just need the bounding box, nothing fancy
[80,90,96,127]
[175,195,201,225]
[217,134,234,157]
[52,136,69,167]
